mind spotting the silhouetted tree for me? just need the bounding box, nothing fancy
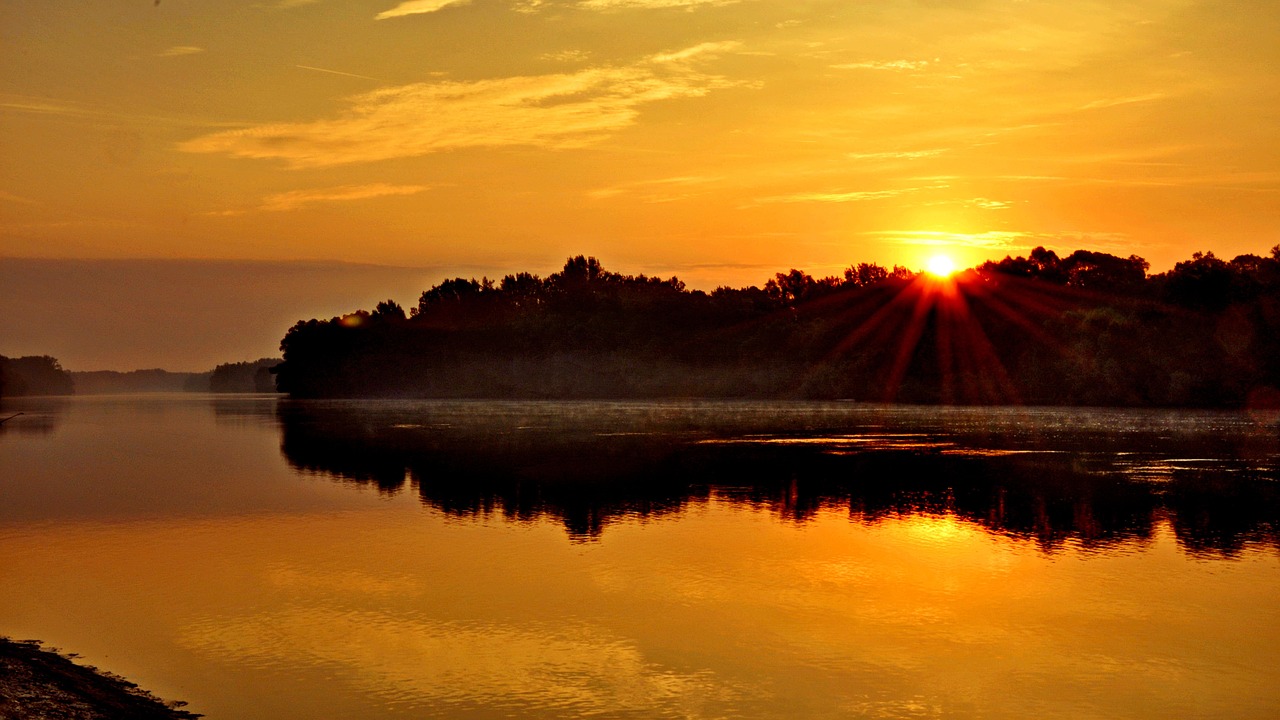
[0,355,74,396]
[272,247,1280,407]
[372,299,407,321]
[1162,251,1236,310]
[209,358,281,392]
[844,262,889,287]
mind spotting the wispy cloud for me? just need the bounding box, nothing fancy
[542,50,592,63]
[0,94,243,129]
[375,0,470,20]
[181,45,742,168]
[1078,92,1166,111]
[846,149,945,161]
[158,46,205,57]
[864,229,1133,252]
[295,65,384,83]
[969,198,1011,210]
[921,197,1014,210]
[865,230,1026,250]
[754,189,913,204]
[205,183,429,216]
[831,59,936,71]
[250,0,320,8]
[260,183,428,211]
[580,0,741,8]
[750,183,947,206]
[588,175,721,201]
[651,41,740,63]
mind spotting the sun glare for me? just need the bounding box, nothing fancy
[925,254,956,278]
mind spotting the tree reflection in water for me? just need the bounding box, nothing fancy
[275,401,1280,555]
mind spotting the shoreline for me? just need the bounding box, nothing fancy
[0,638,199,719]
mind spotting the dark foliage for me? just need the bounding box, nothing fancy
[71,369,210,394]
[0,355,74,397]
[208,358,280,393]
[274,248,1280,407]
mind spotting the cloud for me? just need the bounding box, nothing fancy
[755,189,913,204]
[969,198,1011,210]
[1078,92,1167,111]
[375,0,471,19]
[588,175,721,201]
[205,183,428,216]
[542,50,592,63]
[180,46,741,168]
[651,41,740,63]
[0,93,243,129]
[580,0,740,8]
[865,230,1026,250]
[846,149,945,161]
[259,183,428,211]
[158,46,205,57]
[831,59,935,71]
[863,229,1133,252]
[920,197,1013,210]
[750,183,948,206]
[295,65,383,83]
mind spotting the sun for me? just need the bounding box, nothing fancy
[925,254,956,278]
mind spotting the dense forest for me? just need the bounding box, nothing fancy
[72,369,210,394]
[273,246,1280,407]
[208,358,279,393]
[0,357,281,396]
[0,355,74,398]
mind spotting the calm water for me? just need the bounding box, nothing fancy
[1,394,1278,719]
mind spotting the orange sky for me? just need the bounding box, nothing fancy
[2,0,1279,368]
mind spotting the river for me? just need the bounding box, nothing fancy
[1,394,1277,718]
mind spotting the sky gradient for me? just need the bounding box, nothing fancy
[2,0,1278,368]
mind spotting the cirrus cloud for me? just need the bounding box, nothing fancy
[375,0,471,20]
[203,183,429,216]
[180,45,742,168]
[581,0,741,7]
[258,183,429,211]
[158,46,205,57]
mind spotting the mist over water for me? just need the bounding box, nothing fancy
[1,395,1278,718]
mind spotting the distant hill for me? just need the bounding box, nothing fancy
[71,369,211,395]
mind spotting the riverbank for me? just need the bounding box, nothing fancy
[0,638,199,719]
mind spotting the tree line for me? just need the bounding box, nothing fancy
[273,246,1280,407]
[0,356,280,397]
[0,355,74,398]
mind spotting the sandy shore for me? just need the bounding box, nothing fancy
[0,638,200,719]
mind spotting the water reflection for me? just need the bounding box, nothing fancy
[0,396,66,436]
[275,401,1280,554]
[5,395,1278,719]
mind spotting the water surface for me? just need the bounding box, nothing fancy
[1,395,1277,718]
